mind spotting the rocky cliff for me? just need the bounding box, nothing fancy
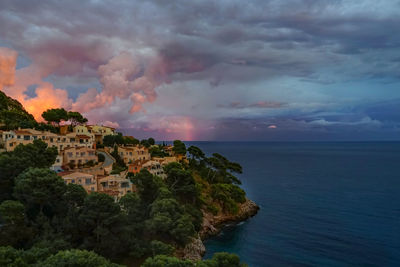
[181,198,259,260]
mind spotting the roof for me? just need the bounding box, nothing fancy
[59,172,94,178]
[14,130,32,135]
[76,135,91,139]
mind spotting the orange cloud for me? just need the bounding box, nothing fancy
[0,47,17,89]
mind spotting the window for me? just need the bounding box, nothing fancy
[70,138,75,142]
[71,179,75,184]
[85,178,92,185]
[17,135,21,139]
[9,143,13,147]
[33,136,37,140]
[50,138,54,142]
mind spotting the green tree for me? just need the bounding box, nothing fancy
[150,240,175,257]
[79,193,123,257]
[98,153,105,162]
[206,153,242,185]
[172,140,186,155]
[164,167,198,204]
[41,108,68,126]
[202,252,248,267]
[133,169,163,204]
[14,168,67,218]
[142,254,194,267]
[0,140,58,201]
[39,249,122,267]
[67,111,88,126]
[148,137,155,146]
[0,200,33,248]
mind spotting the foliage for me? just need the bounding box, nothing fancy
[98,153,105,162]
[103,134,125,147]
[14,168,67,218]
[0,91,36,130]
[0,140,58,201]
[142,252,248,267]
[150,240,175,257]
[0,201,33,248]
[111,146,126,170]
[0,246,122,267]
[150,145,168,158]
[41,108,68,126]
[173,140,186,155]
[67,111,88,126]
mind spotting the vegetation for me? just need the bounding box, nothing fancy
[41,108,88,127]
[149,145,168,158]
[103,133,142,147]
[142,252,247,267]
[173,140,186,155]
[0,136,248,265]
[0,91,36,130]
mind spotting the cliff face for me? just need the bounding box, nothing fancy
[181,198,259,260]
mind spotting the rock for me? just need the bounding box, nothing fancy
[182,236,206,261]
[181,198,259,260]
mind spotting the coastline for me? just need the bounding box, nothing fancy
[178,198,260,260]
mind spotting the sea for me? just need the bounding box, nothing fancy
[185,142,400,267]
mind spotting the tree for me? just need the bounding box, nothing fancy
[98,153,105,162]
[41,108,68,126]
[206,153,242,185]
[202,252,248,267]
[173,140,186,155]
[0,140,58,202]
[103,134,125,147]
[133,169,163,204]
[187,146,205,160]
[142,255,194,267]
[67,111,88,126]
[150,146,167,158]
[39,249,122,267]
[14,168,67,218]
[164,167,199,204]
[0,200,33,247]
[79,193,123,257]
[150,240,174,257]
[148,138,155,146]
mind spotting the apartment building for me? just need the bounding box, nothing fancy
[98,175,134,200]
[63,146,97,168]
[118,145,150,164]
[1,128,94,152]
[58,171,97,193]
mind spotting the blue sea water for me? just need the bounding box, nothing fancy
[186,142,400,267]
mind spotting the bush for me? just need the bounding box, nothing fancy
[98,153,105,162]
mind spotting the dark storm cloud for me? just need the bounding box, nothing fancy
[1,0,399,140]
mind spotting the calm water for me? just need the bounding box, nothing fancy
[186,142,400,267]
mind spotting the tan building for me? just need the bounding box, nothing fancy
[118,146,150,164]
[63,146,97,168]
[1,128,95,152]
[58,171,97,193]
[142,160,165,178]
[50,155,64,173]
[98,175,134,200]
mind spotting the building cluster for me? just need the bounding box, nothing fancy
[0,125,117,172]
[0,125,185,201]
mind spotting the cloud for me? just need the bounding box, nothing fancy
[0,1,400,140]
[0,47,17,89]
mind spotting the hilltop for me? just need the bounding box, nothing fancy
[0,91,36,130]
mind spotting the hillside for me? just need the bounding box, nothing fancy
[0,91,36,130]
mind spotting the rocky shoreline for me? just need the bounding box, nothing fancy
[179,199,260,260]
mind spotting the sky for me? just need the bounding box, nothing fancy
[0,0,399,141]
